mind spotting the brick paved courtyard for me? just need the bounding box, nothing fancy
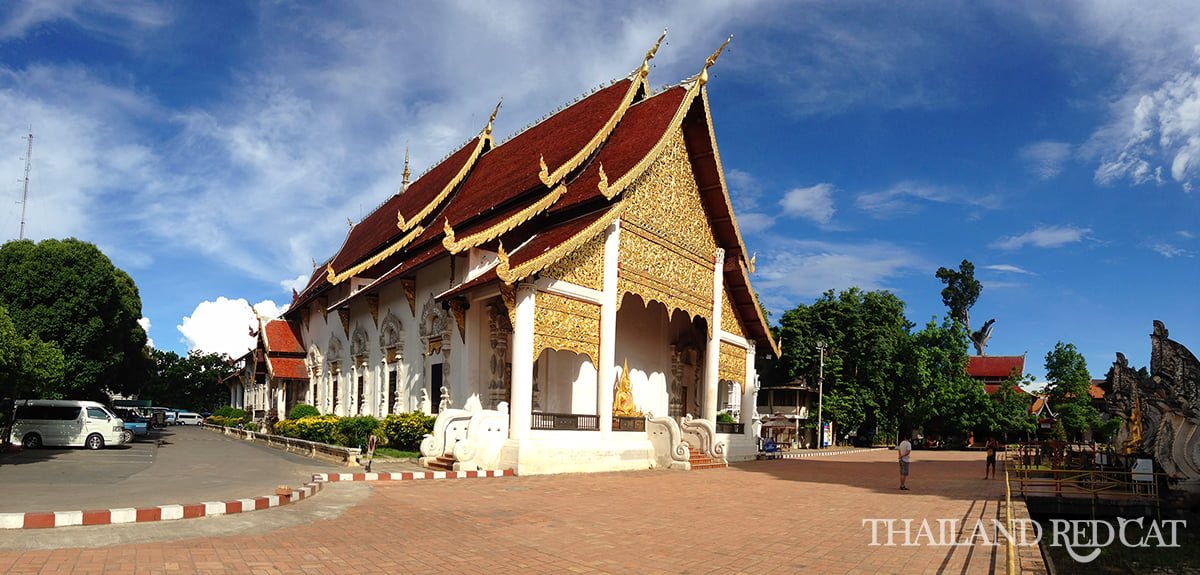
[0,449,1007,574]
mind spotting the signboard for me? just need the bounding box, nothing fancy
[821,422,832,448]
[367,433,378,457]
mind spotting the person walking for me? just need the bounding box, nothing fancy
[897,433,912,490]
[984,437,999,479]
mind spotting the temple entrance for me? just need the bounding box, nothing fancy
[615,293,708,421]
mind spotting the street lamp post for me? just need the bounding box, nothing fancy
[816,341,826,449]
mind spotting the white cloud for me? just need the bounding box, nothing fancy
[177,297,283,358]
[855,180,997,219]
[1,4,779,289]
[726,168,776,233]
[1178,230,1196,239]
[137,316,154,348]
[984,264,1035,275]
[0,1,171,41]
[280,274,309,294]
[752,239,925,306]
[1151,242,1191,258]
[1056,2,1200,192]
[1019,141,1072,179]
[992,225,1091,250]
[779,183,836,224]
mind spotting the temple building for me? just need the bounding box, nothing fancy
[227,34,778,475]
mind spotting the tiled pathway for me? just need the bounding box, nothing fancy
[0,449,1006,574]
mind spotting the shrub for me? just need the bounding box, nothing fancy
[244,422,259,432]
[289,403,320,419]
[381,412,437,450]
[716,412,736,423]
[338,416,381,450]
[213,406,247,420]
[275,415,341,445]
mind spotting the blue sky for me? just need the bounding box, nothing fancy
[0,1,1196,381]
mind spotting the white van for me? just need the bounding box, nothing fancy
[10,400,126,450]
[176,412,203,425]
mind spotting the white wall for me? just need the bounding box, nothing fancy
[614,294,671,416]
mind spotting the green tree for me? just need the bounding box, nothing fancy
[981,371,1036,442]
[899,317,987,440]
[0,304,65,399]
[775,288,911,441]
[141,349,236,413]
[1043,341,1098,440]
[935,259,994,355]
[0,239,149,399]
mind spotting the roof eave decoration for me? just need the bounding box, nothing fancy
[443,184,568,254]
[325,224,425,285]
[535,31,665,188]
[496,202,626,284]
[598,86,704,201]
[738,259,780,357]
[396,99,501,232]
[698,87,752,269]
[698,34,732,87]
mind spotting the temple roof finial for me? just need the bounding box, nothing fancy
[401,145,411,192]
[699,34,733,86]
[639,28,668,78]
[485,97,503,137]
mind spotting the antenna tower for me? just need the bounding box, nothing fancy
[18,127,32,240]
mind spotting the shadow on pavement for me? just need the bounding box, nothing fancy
[732,448,1006,501]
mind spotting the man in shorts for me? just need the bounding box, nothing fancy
[898,434,912,490]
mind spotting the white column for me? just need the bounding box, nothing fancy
[740,341,757,427]
[703,248,724,422]
[378,358,387,416]
[509,282,536,440]
[597,221,620,438]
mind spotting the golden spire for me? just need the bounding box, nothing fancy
[748,252,757,274]
[443,217,456,244]
[496,240,510,280]
[639,28,668,78]
[485,98,503,137]
[401,145,411,192]
[699,34,733,86]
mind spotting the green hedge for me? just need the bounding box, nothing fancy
[269,412,436,451]
[213,406,248,420]
[380,412,437,450]
[288,403,320,419]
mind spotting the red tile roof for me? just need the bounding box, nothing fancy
[443,79,634,226]
[287,52,777,355]
[328,137,483,275]
[966,355,1025,379]
[1088,382,1105,399]
[263,319,304,355]
[267,357,309,380]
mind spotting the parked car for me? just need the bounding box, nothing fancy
[164,411,178,425]
[9,399,126,449]
[113,408,151,442]
[176,412,203,425]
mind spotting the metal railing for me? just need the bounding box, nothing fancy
[1004,471,1016,575]
[612,416,645,432]
[1009,465,1163,503]
[531,411,599,431]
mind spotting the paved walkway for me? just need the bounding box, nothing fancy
[0,427,340,513]
[0,449,1007,574]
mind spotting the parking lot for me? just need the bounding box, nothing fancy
[0,426,340,513]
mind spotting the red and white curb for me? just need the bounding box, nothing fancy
[0,481,323,530]
[313,469,515,482]
[767,448,882,460]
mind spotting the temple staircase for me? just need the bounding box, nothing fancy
[687,446,727,470]
[425,454,457,472]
